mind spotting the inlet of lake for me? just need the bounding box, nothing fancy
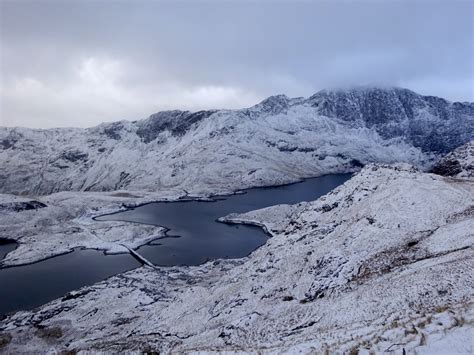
[0,174,351,315]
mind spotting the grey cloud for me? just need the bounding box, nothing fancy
[1,0,473,128]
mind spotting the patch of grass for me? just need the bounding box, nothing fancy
[35,326,63,339]
[434,305,449,313]
[348,346,359,355]
[0,333,12,348]
[417,320,427,329]
[404,325,418,336]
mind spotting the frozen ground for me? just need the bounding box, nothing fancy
[0,163,472,353]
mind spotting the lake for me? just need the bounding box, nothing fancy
[96,174,351,266]
[0,173,351,315]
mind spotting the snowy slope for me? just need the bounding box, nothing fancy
[1,87,472,195]
[0,163,472,353]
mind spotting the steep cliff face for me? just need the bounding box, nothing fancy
[1,87,473,195]
[307,87,474,153]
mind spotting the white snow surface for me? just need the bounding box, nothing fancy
[2,87,472,196]
[0,106,415,195]
[1,164,472,353]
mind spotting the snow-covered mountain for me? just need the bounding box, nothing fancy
[1,86,473,195]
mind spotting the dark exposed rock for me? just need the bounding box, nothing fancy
[59,350,78,355]
[296,147,317,153]
[430,141,473,177]
[321,202,339,213]
[61,150,89,162]
[307,87,474,154]
[247,95,291,117]
[1,139,15,150]
[430,159,462,177]
[137,110,217,143]
[114,171,132,190]
[350,159,365,168]
[141,344,159,355]
[102,122,124,140]
[291,320,317,331]
[0,131,23,150]
[0,201,47,212]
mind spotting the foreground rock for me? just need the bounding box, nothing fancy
[1,164,472,353]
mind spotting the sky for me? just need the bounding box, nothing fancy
[0,0,473,128]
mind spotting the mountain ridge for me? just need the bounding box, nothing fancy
[1,86,473,195]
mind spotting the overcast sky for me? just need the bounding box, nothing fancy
[1,0,473,128]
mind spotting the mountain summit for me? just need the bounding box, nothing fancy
[1,87,473,195]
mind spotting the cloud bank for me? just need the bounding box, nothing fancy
[1,0,473,128]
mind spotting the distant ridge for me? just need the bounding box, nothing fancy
[1,87,473,195]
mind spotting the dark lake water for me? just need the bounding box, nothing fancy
[0,239,17,261]
[95,174,351,266]
[0,249,140,316]
[0,173,351,316]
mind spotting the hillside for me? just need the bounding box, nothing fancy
[1,87,473,196]
[1,163,472,353]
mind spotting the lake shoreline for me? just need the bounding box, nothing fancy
[0,173,351,315]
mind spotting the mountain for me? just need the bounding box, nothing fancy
[1,86,473,195]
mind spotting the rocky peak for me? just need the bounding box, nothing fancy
[247,94,292,117]
[136,110,216,143]
[306,86,425,123]
[304,86,473,153]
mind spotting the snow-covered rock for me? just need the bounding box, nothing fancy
[1,87,472,195]
[1,164,472,353]
[430,140,474,178]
